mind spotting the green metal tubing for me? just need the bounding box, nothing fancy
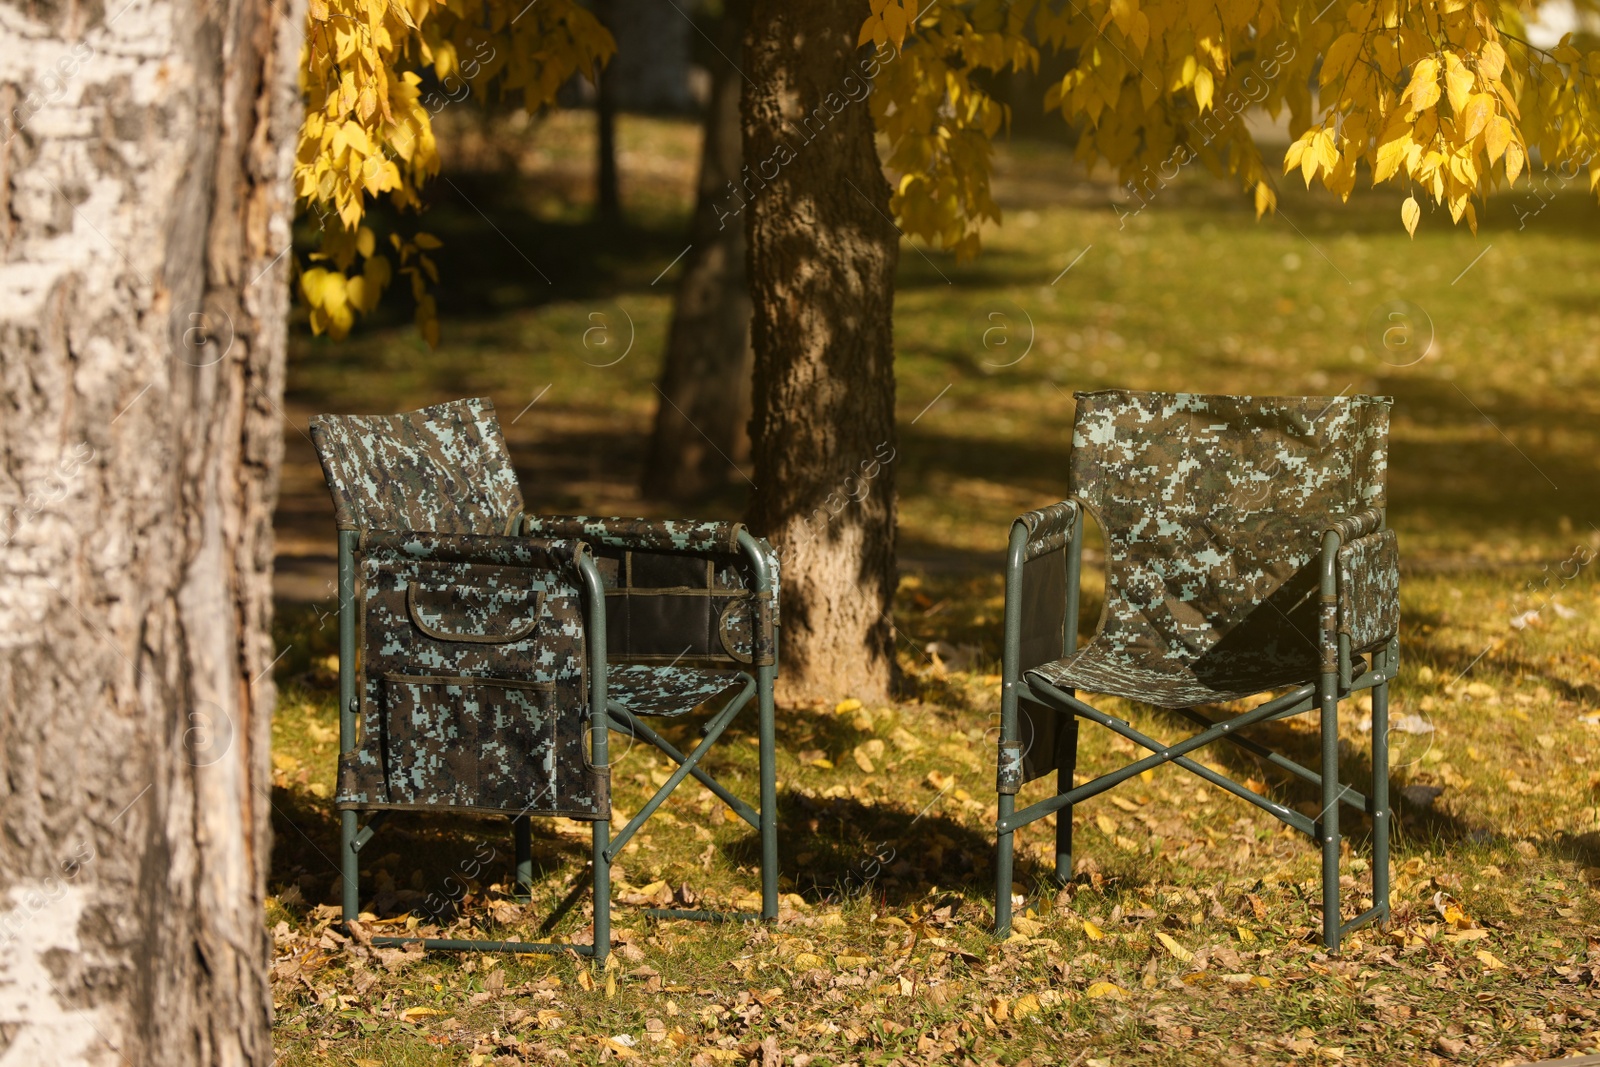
[350,811,390,853]
[371,935,594,957]
[1339,903,1386,938]
[994,521,1030,936]
[1320,532,1343,953]
[603,679,756,861]
[1055,716,1079,884]
[737,530,781,924]
[514,814,533,902]
[1371,677,1392,923]
[1001,680,1318,834]
[1029,691,1316,838]
[577,552,611,964]
[606,702,760,828]
[756,661,779,921]
[1058,514,1083,885]
[642,908,762,924]
[338,531,361,925]
[1174,708,1372,816]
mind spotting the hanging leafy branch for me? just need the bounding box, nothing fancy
[294,0,613,343]
[294,0,1600,340]
[862,0,1600,254]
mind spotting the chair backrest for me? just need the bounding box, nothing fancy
[1069,389,1390,667]
[309,398,524,534]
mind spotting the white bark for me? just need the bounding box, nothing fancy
[0,0,301,1059]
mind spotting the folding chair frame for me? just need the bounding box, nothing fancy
[993,506,1395,953]
[337,529,780,962]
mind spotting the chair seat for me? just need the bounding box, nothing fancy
[1025,635,1363,709]
[607,664,747,718]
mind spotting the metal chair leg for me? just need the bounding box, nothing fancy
[995,795,1015,936]
[592,819,610,964]
[758,665,779,922]
[341,809,360,924]
[1371,677,1391,924]
[1320,672,1341,952]
[1055,716,1078,885]
[514,814,533,903]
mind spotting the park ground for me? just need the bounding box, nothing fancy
[267,109,1600,1065]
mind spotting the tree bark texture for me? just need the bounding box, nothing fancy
[742,0,899,703]
[642,0,753,502]
[0,0,301,1059]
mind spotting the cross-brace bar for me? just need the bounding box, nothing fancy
[999,680,1318,835]
[606,698,760,829]
[602,677,757,862]
[1174,707,1374,816]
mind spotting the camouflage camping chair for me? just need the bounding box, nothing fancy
[993,390,1399,952]
[310,399,779,962]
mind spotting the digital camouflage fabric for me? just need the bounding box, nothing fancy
[338,532,607,819]
[310,397,524,535]
[1026,389,1396,708]
[1339,527,1401,654]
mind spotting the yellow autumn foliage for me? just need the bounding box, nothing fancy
[861,0,1600,254]
[296,0,1600,339]
[295,0,613,342]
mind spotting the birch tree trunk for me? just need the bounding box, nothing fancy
[0,0,301,1058]
[743,0,900,703]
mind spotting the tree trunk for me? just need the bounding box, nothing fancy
[0,0,300,1058]
[642,0,754,501]
[743,0,899,703]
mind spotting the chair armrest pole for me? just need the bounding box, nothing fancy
[1064,515,1083,659]
[337,530,361,926]
[576,549,611,960]
[999,521,1030,787]
[736,529,773,596]
[737,528,781,921]
[994,522,1029,937]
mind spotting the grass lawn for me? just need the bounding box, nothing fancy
[268,109,1600,1065]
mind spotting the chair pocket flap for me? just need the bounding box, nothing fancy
[406,579,545,644]
[1337,528,1399,652]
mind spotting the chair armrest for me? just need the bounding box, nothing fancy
[1325,507,1384,546]
[1006,501,1083,678]
[522,516,745,555]
[359,529,588,568]
[522,516,778,668]
[1015,500,1080,561]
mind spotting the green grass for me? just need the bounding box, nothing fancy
[270,110,1600,1065]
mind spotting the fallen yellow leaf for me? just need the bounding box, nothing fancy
[1013,993,1042,1019]
[400,1006,442,1022]
[1095,813,1118,836]
[1236,924,1257,943]
[1086,981,1129,1000]
[834,698,862,714]
[853,739,885,772]
[1476,950,1507,970]
[1011,915,1042,937]
[1155,931,1193,962]
[1082,919,1105,941]
[988,996,1010,1021]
